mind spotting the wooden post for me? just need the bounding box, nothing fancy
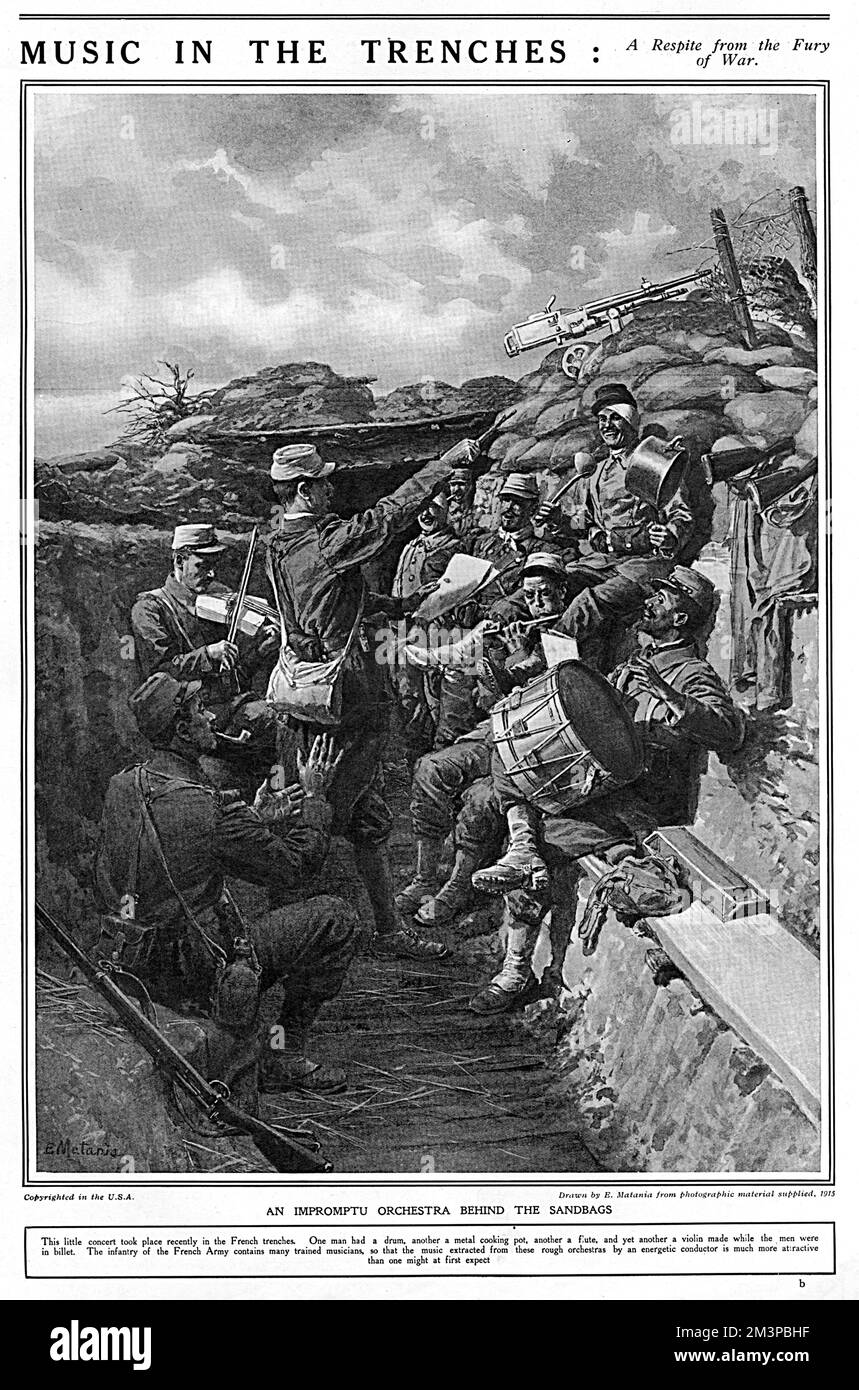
[789,184,817,299]
[710,206,757,349]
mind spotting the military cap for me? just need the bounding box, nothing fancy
[523,551,568,581]
[171,523,225,554]
[270,443,335,483]
[653,566,717,622]
[499,472,539,501]
[129,673,202,741]
[590,382,639,419]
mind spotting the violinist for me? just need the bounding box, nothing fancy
[130,523,279,791]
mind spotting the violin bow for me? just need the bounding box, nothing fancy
[221,527,259,681]
[227,527,259,647]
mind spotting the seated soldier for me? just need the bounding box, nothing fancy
[543,383,711,672]
[131,523,279,793]
[433,473,546,748]
[397,552,571,925]
[95,672,360,1093]
[467,567,745,1014]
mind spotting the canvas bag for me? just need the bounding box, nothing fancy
[266,598,365,726]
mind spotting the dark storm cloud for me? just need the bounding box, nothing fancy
[34,91,817,392]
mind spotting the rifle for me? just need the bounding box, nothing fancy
[701,436,795,487]
[503,271,712,380]
[36,901,333,1174]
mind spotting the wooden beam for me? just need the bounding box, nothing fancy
[575,860,820,1122]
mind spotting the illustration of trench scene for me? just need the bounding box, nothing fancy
[32,90,822,1175]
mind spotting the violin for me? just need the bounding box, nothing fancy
[195,591,280,640]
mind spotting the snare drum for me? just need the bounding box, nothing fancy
[490,660,643,816]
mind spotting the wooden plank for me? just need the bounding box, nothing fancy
[651,904,820,1120]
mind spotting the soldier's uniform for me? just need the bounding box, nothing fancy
[131,524,277,787]
[469,568,745,1013]
[432,474,544,748]
[94,674,359,1084]
[265,440,478,952]
[556,383,711,670]
[391,524,461,758]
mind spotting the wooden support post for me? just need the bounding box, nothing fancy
[710,206,757,349]
[789,184,818,300]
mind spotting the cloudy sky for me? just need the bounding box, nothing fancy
[34,90,817,396]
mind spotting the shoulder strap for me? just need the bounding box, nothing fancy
[133,767,227,967]
[147,588,199,653]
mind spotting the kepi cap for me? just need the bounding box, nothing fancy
[653,566,716,621]
[500,472,539,502]
[591,382,639,420]
[129,673,202,741]
[171,523,225,554]
[270,443,335,483]
[523,551,568,581]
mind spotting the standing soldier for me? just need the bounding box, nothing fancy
[265,437,480,961]
[391,489,460,760]
[447,466,482,544]
[131,523,279,790]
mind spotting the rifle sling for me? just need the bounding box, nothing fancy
[133,767,227,969]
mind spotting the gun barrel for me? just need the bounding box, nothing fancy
[35,902,330,1174]
[581,270,708,315]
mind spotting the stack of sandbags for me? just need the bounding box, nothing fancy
[477,296,817,530]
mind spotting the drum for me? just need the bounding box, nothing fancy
[490,660,644,816]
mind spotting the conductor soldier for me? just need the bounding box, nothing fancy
[265,436,480,960]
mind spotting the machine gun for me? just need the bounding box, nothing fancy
[36,901,333,1174]
[503,271,712,380]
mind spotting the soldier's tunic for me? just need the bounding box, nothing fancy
[416,638,743,877]
[265,453,462,842]
[392,526,460,599]
[429,525,543,748]
[391,526,461,758]
[557,445,710,669]
[95,750,359,1024]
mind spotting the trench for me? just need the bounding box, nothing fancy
[255,727,601,1176]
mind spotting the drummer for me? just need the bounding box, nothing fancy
[398,552,571,925]
[468,566,745,1014]
[131,522,280,789]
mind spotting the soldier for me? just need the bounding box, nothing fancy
[391,489,460,759]
[434,473,545,748]
[265,436,480,961]
[447,466,482,544]
[398,552,571,925]
[131,523,279,790]
[541,384,711,670]
[468,567,745,1014]
[95,672,360,1092]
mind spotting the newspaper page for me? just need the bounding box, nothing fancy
[0,0,855,1352]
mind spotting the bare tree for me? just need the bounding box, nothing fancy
[105,361,212,446]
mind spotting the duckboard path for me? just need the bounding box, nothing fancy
[263,952,600,1175]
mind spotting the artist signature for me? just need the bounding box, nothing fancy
[43,1137,122,1160]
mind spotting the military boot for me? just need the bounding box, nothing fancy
[395,834,443,915]
[415,848,479,927]
[472,804,548,895]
